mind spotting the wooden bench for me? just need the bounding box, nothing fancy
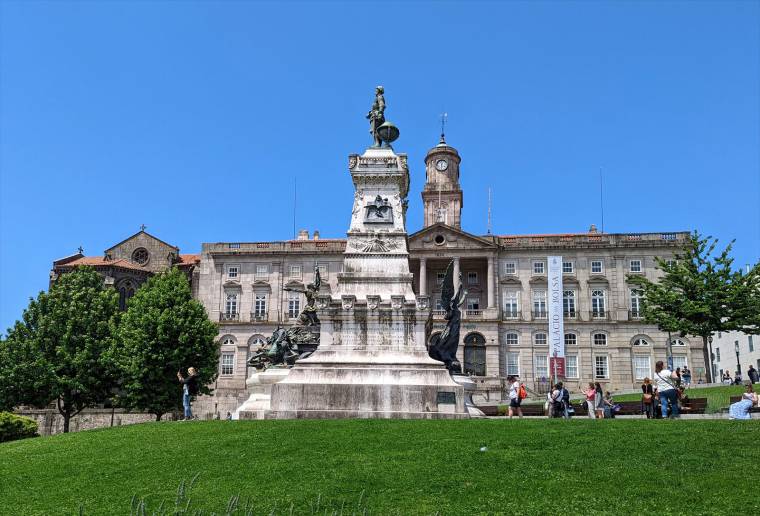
[728,396,760,413]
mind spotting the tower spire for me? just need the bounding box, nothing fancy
[439,112,448,144]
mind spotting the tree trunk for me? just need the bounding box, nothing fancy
[63,413,70,433]
[156,413,163,421]
[702,335,713,384]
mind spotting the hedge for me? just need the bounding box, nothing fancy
[0,412,38,443]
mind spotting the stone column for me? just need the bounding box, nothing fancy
[453,257,460,291]
[419,258,427,296]
[487,256,495,308]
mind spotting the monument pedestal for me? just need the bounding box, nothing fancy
[268,147,467,419]
[235,367,291,420]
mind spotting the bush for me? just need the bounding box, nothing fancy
[0,412,38,443]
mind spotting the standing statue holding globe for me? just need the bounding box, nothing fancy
[366,86,399,148]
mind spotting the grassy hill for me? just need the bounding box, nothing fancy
[2,419,759,515]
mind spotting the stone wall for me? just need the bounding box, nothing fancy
[16,409,166,436]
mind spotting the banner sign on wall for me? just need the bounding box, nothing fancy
[548,256,565,378]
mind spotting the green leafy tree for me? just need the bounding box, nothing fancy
[115,267,218,420]
[628,232,755,383]
[0,267,120,432]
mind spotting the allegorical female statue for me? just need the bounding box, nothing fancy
[366,85,386,148]
[428,260,466,374]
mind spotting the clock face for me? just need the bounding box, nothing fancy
[435,159,448,171]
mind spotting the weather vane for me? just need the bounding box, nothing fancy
[440,112,448,142]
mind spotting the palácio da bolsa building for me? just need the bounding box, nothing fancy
[51,133,701,418]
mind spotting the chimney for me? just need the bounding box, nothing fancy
[298,229,309,241]
[313,230,320,240]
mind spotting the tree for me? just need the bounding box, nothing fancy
[628,232,756,383]
[0,267,120,432]
[115,267,218,420]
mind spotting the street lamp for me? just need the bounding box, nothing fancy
[735,340,741,380]
[708,335,714,384]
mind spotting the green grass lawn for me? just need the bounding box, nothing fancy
[2,419,759,515]
[613,384,750,412]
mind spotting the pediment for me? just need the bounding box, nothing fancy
[500,276,523,286]
[284,279,305,289]
[223,280,242,289]
[408,223,498,251]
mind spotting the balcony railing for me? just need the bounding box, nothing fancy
[250,311,269,323]
[590,310,608,320]
[564,310,577,319]
[432,309,446,317]
[219,312,240,322]
[465,309,482,318]
[629,310,643,320]
[503,309,520,320]
[532,310,548,319]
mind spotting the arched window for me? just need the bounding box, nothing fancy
[671,338,686,347]
[118,280,136,310]
[633,338,649,346]
[593,333,607,346]
[248,335,266,362]
[564,333,577,346]
[505,332,519,346]
[463,333,486,376]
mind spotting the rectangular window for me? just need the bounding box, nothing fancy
[466,297,480,311]
[593,333,607,346]
[467,272,478,285]
[225,293,238,315]
[562,261,574,274]
[630,259,642,273]
[633,355,650,380]
[533,261,545,275]
[535,355,548,378]
[289,265,302,278]
[716,348,721,362]
[671,356,687,371]
[436,272,445,285]
[434,297,444,311]
[255,264,268,279]
[594,356,609,379]
[503,261,516,275]
[564,333,577,346]
[534,333,547,346]
[749,336,754,353]
[288,294,300,319]
[630,289,642,318]
[533,289,547,318]
[505,333,519,346]
[591,260,604,274]
[563,290,576,318]
[227,265,239,279]
[565,356,578,378]
[591,289,606,318]
[221,353,234,376]
[253,294,267,317]
[507,352,520,376]
[503,291,519,319]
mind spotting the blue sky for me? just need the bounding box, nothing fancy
[1,1,758,333]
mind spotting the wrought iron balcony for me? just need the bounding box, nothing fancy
[590,309,608,320]
[532,310,548,319]
[250,311,269,323]
[629,310,643,320]
[564,310,577,319]
[219,312,240,322]
[503,309,520,320]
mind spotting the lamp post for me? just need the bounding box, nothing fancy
[708,335,714,384]
[735,341,741,379]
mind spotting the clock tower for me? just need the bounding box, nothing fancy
[422,134,463,228]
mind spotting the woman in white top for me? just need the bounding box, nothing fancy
[654,361,679,418]
[729,383,758,420]
[507,375,523,419]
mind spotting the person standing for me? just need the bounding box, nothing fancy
[583,382,596,419]
[594,382,605,419]
[507,375,523,419]
[722,371,733,385]
[654,361,679,419]
[675,367,682,388]
[641,378,655,419]
[558,382,571,419]
[748,365,759,385]
[177,367,199,421]
[681,366,692,387]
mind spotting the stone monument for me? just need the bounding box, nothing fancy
[266,88,467,419]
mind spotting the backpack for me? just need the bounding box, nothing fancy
[561,388,570,404]
[518,384,528,400]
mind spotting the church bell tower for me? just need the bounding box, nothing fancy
[422,134,463,228]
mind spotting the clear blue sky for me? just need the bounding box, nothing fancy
[1,1,758,333]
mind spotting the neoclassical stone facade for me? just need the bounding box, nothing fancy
[193,137,702,415]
